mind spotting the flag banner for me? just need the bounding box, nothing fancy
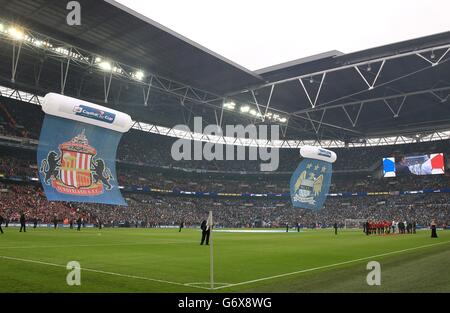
[290,146,337,210]
[207,211,213,231]
[37,93,132,205]
[383,157,396,177]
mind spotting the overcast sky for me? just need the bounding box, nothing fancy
[116,0,450,71]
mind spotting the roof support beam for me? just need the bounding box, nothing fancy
[383,96,406,118]
[292,85,450,115]
[143,76,153,107]
[342,102,364,127]
[60,47,72,95]
[264,84,275,119]
[354,60,385,90]
[430,90,450,103]
[11,41,22,83]
[294,112,363,135]
[34,59,44,87]
[103,71,113,103]
[231,42,450,93]
[251,90,265,122]
[298,73,326,108]
[416,48,450,67]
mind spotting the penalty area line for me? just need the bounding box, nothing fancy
[0,255,210,291]
[213,240,450,290]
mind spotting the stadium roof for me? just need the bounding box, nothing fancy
[1,0,450,145]
[0,0,264,94]
[231,31,450,141]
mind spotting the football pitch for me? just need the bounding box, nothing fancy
[0,227,449,292]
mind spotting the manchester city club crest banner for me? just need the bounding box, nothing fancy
[37,93,132,205]
[290,146,337,210]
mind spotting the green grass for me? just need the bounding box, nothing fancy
[0,227,449,292]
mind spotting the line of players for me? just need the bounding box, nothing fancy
[363,220,417,235]
[0,213,85,234]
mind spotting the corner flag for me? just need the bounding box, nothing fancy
[208,210,214,289]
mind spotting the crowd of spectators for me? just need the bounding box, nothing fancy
[0,183,91,224]
[0,183,448,229]
[0,97,449,230]
[2,150,450,195]
[3,97,450,173]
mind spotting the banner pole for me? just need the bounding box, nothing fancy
[209,210,214,290]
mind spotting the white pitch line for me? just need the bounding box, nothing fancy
[213,240,450,290]
[0,240,197,250]
[0,255,210,291]
[185,282,232,287]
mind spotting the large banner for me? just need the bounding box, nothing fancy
[37,93,132,205]
[290,146,336,210]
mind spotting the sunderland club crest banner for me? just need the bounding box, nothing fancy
[290,146,337,210]
[37,93,132,205]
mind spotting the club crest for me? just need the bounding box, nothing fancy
[39,130,113,196]
[290,160,332,210]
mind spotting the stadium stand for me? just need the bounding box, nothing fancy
[0,97,449,229]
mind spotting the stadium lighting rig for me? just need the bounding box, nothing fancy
[0,18,292,128]
[222,100,236,110]
[2,84,450,149]
[0,19,149,85]
[7,26,25,41]
[224,101,288,124]
[133,70,145,81]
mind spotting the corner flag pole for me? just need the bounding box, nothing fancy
[208,210,214,289]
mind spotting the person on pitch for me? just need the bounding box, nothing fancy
[19,212,26,233]
[365,220,370,236]
[200,217,211,245]
[334,222,338,235]
[0,214,4,234]
[53,215,58,229]
[431,220,438,238]
[179,220,184,232]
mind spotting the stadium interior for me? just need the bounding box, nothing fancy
[0,0,449,294]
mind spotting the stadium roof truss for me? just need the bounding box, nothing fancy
[1,1,450,147]
[230,42,450,141]
[2,84,450,149]
[0,19,225,107]
[0,16,292,130]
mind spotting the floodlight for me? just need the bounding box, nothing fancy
[99,61,112,71]
[240,105,250,113]
[249,109,257,116]
[8,27,24,41]
[279,117,287,123]
[223,101,236,110]
[134,70,145,81]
